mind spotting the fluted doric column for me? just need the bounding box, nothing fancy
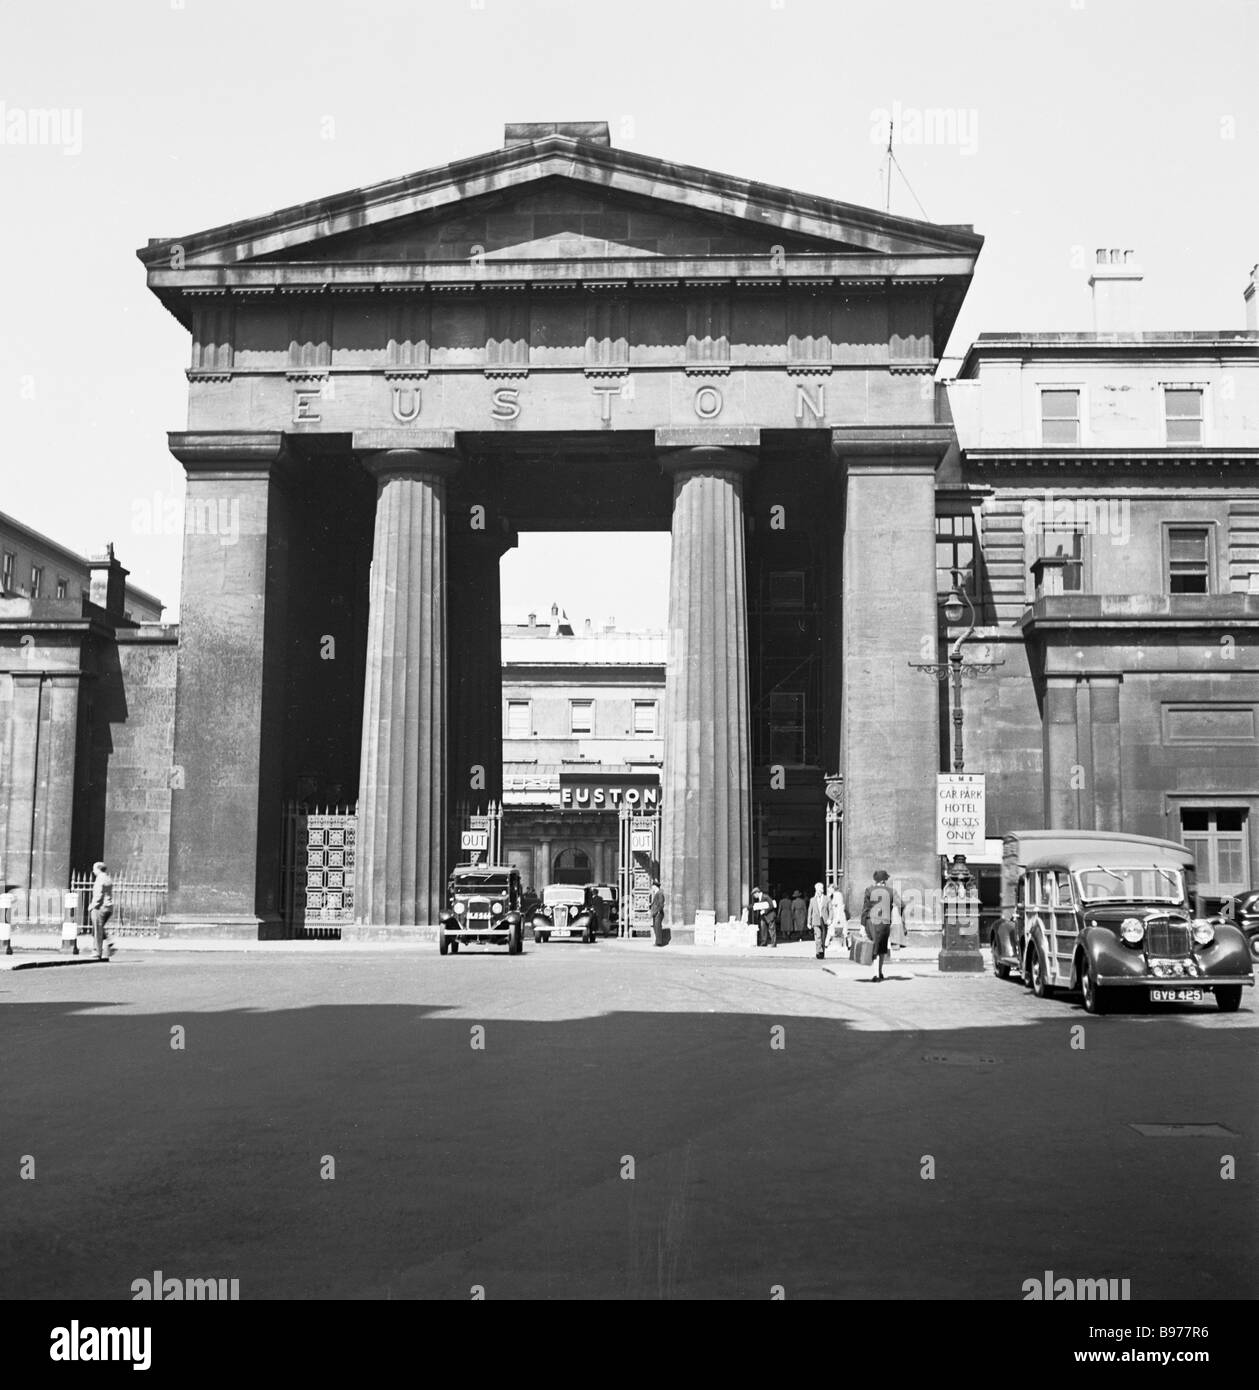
[356,447,458,926]
[660,444,755,925]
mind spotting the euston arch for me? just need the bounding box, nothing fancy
[140,120,982,934]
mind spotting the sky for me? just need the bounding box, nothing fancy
[1,0,1255,623]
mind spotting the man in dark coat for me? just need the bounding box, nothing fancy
[649,878,666,947]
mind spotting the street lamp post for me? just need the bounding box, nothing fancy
[909,568,1003,972]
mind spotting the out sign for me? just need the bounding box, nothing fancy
[461,831,489,851]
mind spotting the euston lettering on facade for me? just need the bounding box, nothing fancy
[559,785,659,808]
[309,378,832,429]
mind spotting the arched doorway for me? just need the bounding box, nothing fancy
[553,848,592,885]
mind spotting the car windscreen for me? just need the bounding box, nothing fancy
[543,888,586,904]
[1075,867,1186,905]
[451,874,511,891]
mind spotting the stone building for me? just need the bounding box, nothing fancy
[1,512,164,620]
[500,606,665,891]
[0,531,174,922]
[942,255,1259,907]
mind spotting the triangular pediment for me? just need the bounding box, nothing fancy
[139,134,982,270]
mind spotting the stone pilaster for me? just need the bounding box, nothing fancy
[165,431,291,937]
[1044,676,1082,829]
[355,442,459,926]
[658,435,755,925]
[836,429,949,931]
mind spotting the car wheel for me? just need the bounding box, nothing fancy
[450,940,459,954]
[509,924,522,955]
[438,932,449,957]
[991,932,1011,980]
[1080,957,1107,1014]
[1215,985,1243,1012]
[1028,946,1053,998]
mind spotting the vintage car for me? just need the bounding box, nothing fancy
[531,884,605,943]
[1215,889,1259,965]
[438,865,524,955]
[991,831,1254,1013]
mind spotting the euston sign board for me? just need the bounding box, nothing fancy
[558,772,660,811]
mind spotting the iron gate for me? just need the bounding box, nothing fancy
[458,801,503,865]
[281,802,357,939]
[617,805,660,937]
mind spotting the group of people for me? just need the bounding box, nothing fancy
[748,872,906,981]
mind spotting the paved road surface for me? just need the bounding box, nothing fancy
[2,943,1254,1300]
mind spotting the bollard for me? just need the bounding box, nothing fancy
[0,892,12,955]
[62,889,89,955]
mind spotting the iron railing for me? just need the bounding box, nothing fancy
[68,871,167,936]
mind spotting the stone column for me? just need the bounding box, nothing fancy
[658,433,755,926]
[836,429,950,935]
[165,431,290,937]
[1089,677,1123,832]
[354,437,459,927]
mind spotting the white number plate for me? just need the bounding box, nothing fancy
[1150,987,1204,1003]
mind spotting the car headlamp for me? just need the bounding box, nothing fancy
[492,901,503,915]
[1191,919,1215,947]
[454,901,466,915]
[1120,918,1145,945]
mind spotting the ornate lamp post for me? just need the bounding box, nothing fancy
[910,568,1003,972]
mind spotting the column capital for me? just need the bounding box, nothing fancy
[659,445,757,482]
[168,431,287,479]
[359,449,461,486]
[831,424,954,469]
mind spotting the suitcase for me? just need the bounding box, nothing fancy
[849,939,874,966]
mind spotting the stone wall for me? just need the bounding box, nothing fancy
[99,627,178,876]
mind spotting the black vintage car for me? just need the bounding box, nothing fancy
[1215,889,1259,966]
[992,831,1254,1014]
[530,884,606,943]
[439,865,524,955]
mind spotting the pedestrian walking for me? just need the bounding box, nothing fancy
[860,869,904,982]
[90,861,114,959]
[777,888,792,942]
[649,878,666,947]
[751,887,770,945]
[790,889,806,940]
[806,881,832,959]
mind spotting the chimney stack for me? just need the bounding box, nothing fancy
[88,542,128,619]
[1089,248,1143,334]
[527,611,536,628]
[1245,265,1258,331]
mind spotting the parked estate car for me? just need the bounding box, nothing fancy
[991,831,1254,1013]
[1215,889,1259,965]
[531,884,605,943]
[439,865,524,955]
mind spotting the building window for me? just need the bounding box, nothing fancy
[506,700,531,737]
[1164,387,1204,445]
[1,551,14,592]
[56,577,68,598]
[1040,389,1080,446]
[768,690,806,765]
[633,701,657,736]
[1167,527,1210,594]
[1180,808,1249,901]
[30,565,43,598]
[767,571,805,609]
[936,514,975,595]
[1036,526,1084,592]
[570,700,594,735]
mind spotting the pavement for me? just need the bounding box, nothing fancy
[0,932,956,970]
